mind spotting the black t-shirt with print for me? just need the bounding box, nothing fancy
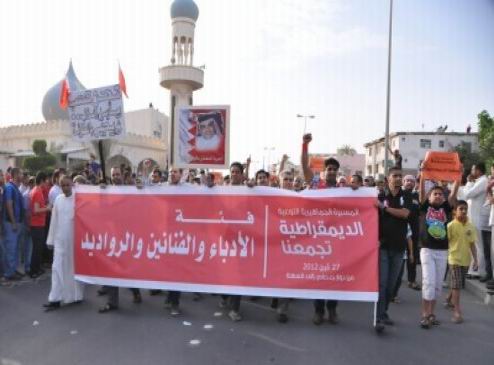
[378,188,414,252]
[420,200,452,250]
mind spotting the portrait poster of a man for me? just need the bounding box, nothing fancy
[174,105,230,169]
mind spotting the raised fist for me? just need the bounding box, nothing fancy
[303,133,312,144]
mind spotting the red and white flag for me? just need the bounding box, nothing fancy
[59,78,70,109]
[118,65,128,98]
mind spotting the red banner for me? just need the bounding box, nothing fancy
[74,186,378,302]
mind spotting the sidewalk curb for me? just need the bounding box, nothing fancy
[464,279,494,308]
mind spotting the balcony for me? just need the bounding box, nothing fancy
[159,65,204,91]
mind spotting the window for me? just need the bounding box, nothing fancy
[401,137,406,142]
[439,140,445,148]
[420,139,432,149]
[368,147,372,156]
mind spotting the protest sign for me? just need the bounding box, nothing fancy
[68,84,125,141]
[309,156,325,171]
[74,186,378,302]
[421,151,462,182]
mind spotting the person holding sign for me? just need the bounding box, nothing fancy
[418,167,459,329]
[301,133,341,325]
[43,176,84,311]
[163,166,185,316]
[98,167,142,313]
[218,162,245,322]
[375,167,413,333]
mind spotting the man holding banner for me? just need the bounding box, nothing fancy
[301,133,341,325]
[163,166,185,316]
[44,176,84,311]
[98,166,142,313]
[375,167,413,332]
[219,162,245,322]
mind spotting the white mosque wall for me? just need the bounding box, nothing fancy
[124,107,168,141]
[0,108,168,172]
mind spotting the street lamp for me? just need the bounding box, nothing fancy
[383,0,394,175]
[296,114,315,134]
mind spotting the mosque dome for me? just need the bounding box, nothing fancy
[170,0,199,21]
[42,61,86,121]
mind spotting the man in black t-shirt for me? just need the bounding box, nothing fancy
[403,175,421,290]
[375,167,413,333]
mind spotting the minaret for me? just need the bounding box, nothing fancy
[160,0,204,166]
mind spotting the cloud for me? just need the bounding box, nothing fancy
[196,0,385,71]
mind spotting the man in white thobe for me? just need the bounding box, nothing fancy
[463,163,489,278]
[48,170,63,206]
[43,176,84,311]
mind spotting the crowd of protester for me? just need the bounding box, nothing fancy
[1,134,493,334]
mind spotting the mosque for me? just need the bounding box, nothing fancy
[0,0,203,174]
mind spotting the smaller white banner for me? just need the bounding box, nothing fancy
[68,84,126,141]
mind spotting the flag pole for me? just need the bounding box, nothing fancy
[98,140,107,183]
[384,0,394,176]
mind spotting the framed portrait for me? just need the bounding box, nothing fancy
[173,105,230,169]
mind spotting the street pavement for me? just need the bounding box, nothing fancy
[1,273,493,365]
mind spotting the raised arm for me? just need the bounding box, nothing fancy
[448,179,460,207]
[244,156,251,180]
[419,172,427,204]
[301,133,314,183]
[279,154,288,175]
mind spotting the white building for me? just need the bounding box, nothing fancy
[0,58,169,174]
[364,131,479,177]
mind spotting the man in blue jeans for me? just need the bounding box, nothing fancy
[375,167,413,333]
[2,167,25,281]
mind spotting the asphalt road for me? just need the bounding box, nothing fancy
[1,274,493,365]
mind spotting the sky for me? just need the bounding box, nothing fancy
[0,0,493,171]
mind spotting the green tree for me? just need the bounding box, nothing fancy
[337,145,356,156]
[32,140,48,155]
[23,139,56,174]
[454,142,480,180]
[478,110,494,168]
